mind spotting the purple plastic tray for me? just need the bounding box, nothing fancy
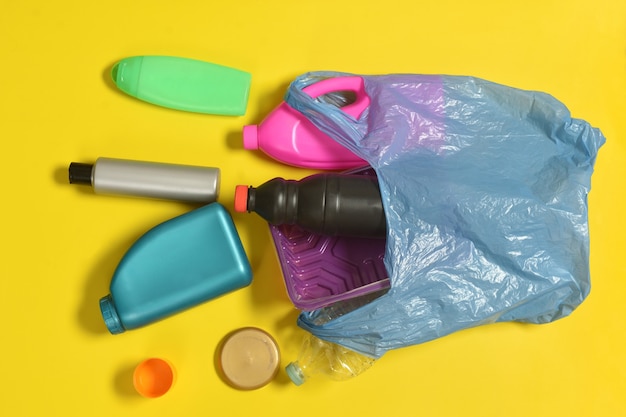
[268,167,390,311]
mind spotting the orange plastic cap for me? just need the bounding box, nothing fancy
[133,358,174,398]
[234,185,249,213]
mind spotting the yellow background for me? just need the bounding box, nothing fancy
[1,1,624,416]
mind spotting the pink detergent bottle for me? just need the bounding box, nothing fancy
[243,76,370,170]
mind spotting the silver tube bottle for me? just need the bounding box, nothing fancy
[69,157,220,203]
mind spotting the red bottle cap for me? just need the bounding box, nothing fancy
[234,185,249,213]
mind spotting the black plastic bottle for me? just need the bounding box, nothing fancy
[234,173,386,238]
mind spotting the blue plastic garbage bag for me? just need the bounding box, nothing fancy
[285,72,605,358]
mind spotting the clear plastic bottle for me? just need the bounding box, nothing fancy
[285,289,387,385]
[307,288,389,326]
[285,334,376,386]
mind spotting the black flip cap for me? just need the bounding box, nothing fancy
[68,162,94,185]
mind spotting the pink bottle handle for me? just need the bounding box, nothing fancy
[301,76,370,119]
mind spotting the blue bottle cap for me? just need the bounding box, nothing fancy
[285,362,305,386]
[99,295,125,334]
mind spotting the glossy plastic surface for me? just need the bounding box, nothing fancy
[285,333,375,385]
[270,224,389,311]
[268,167,389,310]
[288,72,605,358]
[133,358,174,398]
[112,55,251,116]
[69,157,221,203]
[4,2,624,416]
[243,76,369,169]
[100,203,252,333]
[241,172,386,238]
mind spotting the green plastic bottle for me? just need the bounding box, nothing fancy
[111,55,251,116]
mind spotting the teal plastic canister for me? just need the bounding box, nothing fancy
[100,203,252,334]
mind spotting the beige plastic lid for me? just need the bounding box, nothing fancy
[219,327,280,390]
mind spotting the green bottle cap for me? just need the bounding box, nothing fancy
[111,56,251,116]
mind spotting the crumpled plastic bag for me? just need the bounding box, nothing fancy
[285,72,605,358]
